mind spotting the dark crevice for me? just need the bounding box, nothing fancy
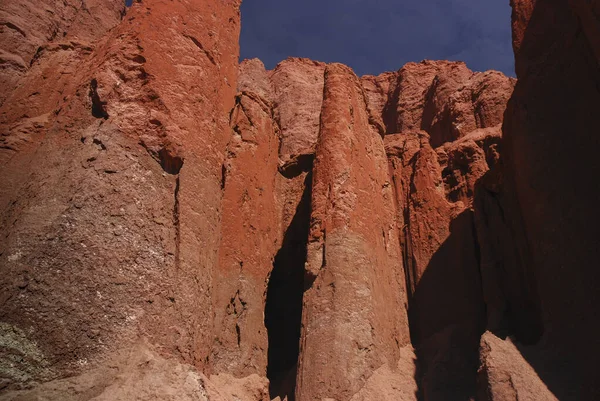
[221,163,227,190]
[184,34,216,65]
[475,184,544,345]
[235,323,241,346]
[173,174,181,270]
[132,54,146,64]
[92,138,107,150]
[278,153,314,179]
[265,172,312,401]
[382,76,401,134]
[2,22,26,38]
[139,138,184,175]
[402,184,417,321]
[409,210,486,401]
[158,148,184,175]
[89,79,109,119]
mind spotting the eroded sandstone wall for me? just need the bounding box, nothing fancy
[3,0,597,399]
[296,63,411,401]
[0,0,242,389]
[478,0,600,399]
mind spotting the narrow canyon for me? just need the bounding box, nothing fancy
[0,0,599,400]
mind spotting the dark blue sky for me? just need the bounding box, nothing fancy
[240,0,514,77]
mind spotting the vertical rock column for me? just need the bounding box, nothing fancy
[211,60,280,377]
[296,64,411,401]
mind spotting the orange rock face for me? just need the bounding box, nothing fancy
[297,63,410,401]
[0,0,243,388]
[2,0,597,400]
[0,0,125,107]
[211,68,280,376]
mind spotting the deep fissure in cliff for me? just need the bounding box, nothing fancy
[264,173,312,401]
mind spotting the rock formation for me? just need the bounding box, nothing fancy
[296,63,411,401]
[1,0,599,400]
[479,0,600,400]
[0,0,245,393]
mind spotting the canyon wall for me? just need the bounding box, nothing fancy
[0,0,248,397]
[480,0,600,399]
[1,0,599,400]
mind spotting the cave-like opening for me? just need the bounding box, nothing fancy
[264,173,312,401]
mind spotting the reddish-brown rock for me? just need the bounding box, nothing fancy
[487,0,600,399]
[361,71,397,134]
[0,0,242,391]
[385,130,493,400]
[210,62,279,377]
[5,0,598,399]
[426,72,515,147]
[477,332,557,401]
[361,60,514,149]
[270,57,326,159]
[0,0,125,106]
[295,63,411,401]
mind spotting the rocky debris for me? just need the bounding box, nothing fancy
[0,341,269,401]
[477,332,557,401]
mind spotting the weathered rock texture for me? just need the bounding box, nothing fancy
[1,0,598,400]
[485,0,600,400]
[211,56,515,401]
[0,0,126,107]
[0,0,245,394]
[296,63,411,401]
[477,332,557,401]
[210,62,279,377]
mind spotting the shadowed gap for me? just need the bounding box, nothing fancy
[409,210,486,401]
[264,172,312,401]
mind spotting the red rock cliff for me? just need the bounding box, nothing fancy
[0,0,244,395]
[1,0,598,400]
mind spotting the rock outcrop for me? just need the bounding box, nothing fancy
[477,332,557,401]
[483,0,600,399]
[0,0,125,107]
[296,63,411,401]
[0,0,244,391]
[1,0,599,400]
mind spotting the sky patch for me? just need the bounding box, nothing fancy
[240,0,514,76]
